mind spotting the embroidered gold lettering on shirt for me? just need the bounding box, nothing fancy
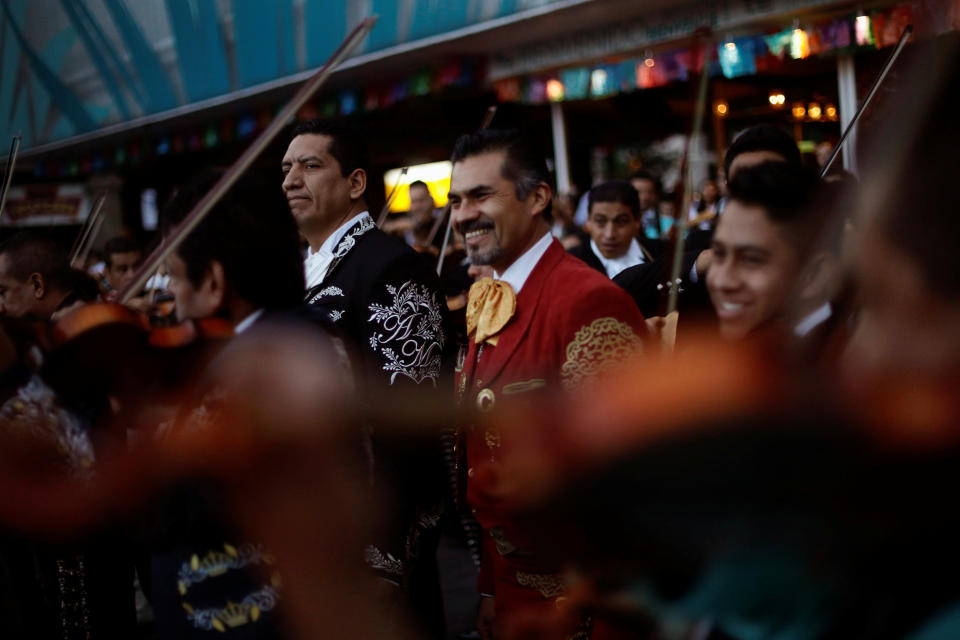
[516,571,566,599]
[560,317,642,392]
[502,379,547,395]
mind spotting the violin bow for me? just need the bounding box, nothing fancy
[377,166,408,227]
[662,30,713,352]
[119,17,378,303]
[425,202,447,245]
[73,195,108,270]
[436,105,497,276]
[0,134,22,223]
[820,24,911,178]
[69,192,107,268]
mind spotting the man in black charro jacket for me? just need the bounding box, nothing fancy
[281,120,450,638]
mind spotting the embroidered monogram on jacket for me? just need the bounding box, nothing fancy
[368,282,444,386]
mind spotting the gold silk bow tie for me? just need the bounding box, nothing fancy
[466,277,517,346]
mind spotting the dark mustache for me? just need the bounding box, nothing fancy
[455,218,495,235]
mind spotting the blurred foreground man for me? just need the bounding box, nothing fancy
[509,37,960,640]
[448,129,646,639]
[151,176,327,640]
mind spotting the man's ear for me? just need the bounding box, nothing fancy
[528,182,552,218]
[202,261,227,312]
[799,252,838,302]
[348,168,367,201]
[29,273,45,300]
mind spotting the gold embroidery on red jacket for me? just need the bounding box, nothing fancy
[560,317,642,392]
[516,571,566,599]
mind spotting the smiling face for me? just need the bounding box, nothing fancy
[448,150,550,273]
[588,201,639,259]
[706,200,802,340]
[281,133,364,247]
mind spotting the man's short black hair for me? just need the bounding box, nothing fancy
[408,180,429,193]
[103,236,142,266]
[724,125,802,177]
[629,170,660,193]
[0,231,72,292]
[450,128,553,222]
[588,181,640,218]
[290,119,369,178]
[726,161,821,256]
[161,170,304,310]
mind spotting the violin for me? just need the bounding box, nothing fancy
[17,303,234,414]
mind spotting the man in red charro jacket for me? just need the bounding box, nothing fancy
[448,129,647,640]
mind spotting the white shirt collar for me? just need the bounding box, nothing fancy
[234,309,265,334]
[304,210,371,288]
[590,237,646,279]
[493,232,553,294]
[794,302,832,337]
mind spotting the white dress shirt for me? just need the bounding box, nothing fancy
[591,237,646,279]
[493,232,553,294]
[304,211,372,289]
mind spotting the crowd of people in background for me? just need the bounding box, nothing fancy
[0,39,957,640]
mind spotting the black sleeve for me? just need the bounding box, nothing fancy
[359,254,450,587]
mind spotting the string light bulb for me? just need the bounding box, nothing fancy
[714,99,729,117]
[769,91,786,107]
[723,40,740,65]
[855,13,873,46]
[825,104,838,120]
[546,79,565,102]
[791,27,810,59]
[808,102,822,120]
[792,103,806,119]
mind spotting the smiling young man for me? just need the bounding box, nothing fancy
[569,180,647,279]
[448,129,646,639]
[707,161,818,342]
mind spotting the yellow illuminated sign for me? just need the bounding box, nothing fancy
[383,161,452,213]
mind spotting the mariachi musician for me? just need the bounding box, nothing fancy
[281,119,452,638]
[447,129,646,639]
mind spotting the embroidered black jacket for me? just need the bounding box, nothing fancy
[304,219,451,638]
